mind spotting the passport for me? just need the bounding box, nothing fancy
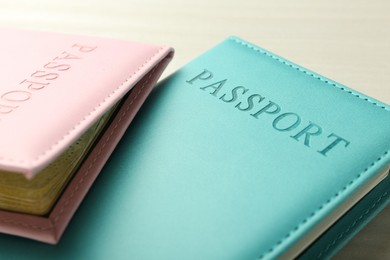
[0,37,388,259]
[0,28,173,244]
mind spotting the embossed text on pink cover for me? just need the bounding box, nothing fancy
[0,28,171,178]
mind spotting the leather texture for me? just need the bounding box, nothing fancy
[0,28,174,243]
[0,28,172,178]
[0,36,388,258]
[300,172,390,259]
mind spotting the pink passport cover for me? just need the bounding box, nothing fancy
[0,28,173,243]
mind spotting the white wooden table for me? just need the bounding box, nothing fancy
[0,0,389,258]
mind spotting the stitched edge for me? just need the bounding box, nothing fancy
[51,65,158,226]
[0,64,159,232]
[257,151,389,259]
[227,37,390,259]
[0,47,167,170]
[316,191,389,259]
[229,37,389,111]
[0,217,51,231]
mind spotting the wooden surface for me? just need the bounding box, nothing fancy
[0,0,389,258]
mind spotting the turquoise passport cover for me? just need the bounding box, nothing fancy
[0,37,389,259]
